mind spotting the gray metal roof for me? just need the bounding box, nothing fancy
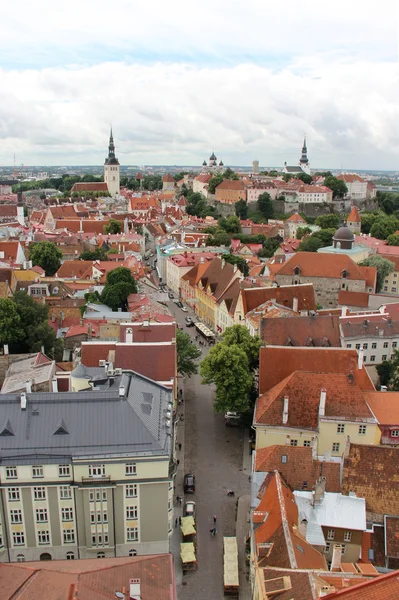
[0,371,173,464]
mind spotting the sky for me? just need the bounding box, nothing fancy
[0,0,398,169]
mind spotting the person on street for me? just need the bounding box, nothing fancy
[175,518,178,528]
[213,515,217,524]
[178,442,182,451]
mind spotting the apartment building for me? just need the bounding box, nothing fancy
[0,370,175,563]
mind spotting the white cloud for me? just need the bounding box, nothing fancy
[0,0,398,168]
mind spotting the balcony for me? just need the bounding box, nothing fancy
[81,475,111,485]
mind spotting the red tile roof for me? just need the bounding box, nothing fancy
[260,314,341,347]
[114,343,176,382]
[71,181,109,192]
[55,260,93,279]
[242,284,316,314]
[286,213,306,223]
[338,290,370,307]
[337,174,366,183]
[258,346,375,394]
[348,206,361,223]
[162,174,174,182]
[275,252,375,283]
[120,322,176,343]
[321,569,399,599]
[216,179,245,190]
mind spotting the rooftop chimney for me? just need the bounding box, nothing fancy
[20,392,27,411]
[87,322,92,340]
[341,305,348,318]
[125,327,133,344]
[292,296,299,313]
[25,380,32,394]
[129,578,141,600]
[119,384,125,398]
[299,511,308,538]
[358,348,364,370]
[313,476,326,505]
[52,378,58,393]
[319,388,326,417]
[283,396,289,425]
[330,544,343,571]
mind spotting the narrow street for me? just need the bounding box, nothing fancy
[168,301,250,600]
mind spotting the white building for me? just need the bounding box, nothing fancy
[297,184,333,203]
[104,128,120,197]
[337,174,368,201]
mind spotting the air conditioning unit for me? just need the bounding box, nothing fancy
[114,368,122,375]
[108,369,115,376]
[99,360,106,367]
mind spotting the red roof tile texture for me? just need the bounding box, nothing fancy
[322,569,399,599]
[275,252,375,282]
[338,290,370,307]
[260,314,341,347]
[242,284,316,314]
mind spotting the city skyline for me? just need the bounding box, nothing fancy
[0,0,397,169]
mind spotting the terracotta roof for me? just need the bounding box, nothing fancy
[48,205,78,219]
[55,260,93,279]
[255,446,341,492]
[0,241,23,263]
[338,290,370,308]
[194,174,212,183]
[81,342,116,367]
[260,315,341,347]
[321,569,399,599]
[340,313,399,339]
[119,322,176,343]
[0,204,17,217]
[342,444,399,521]
[262,568,319,600]
[337,174,366,183]
[162,174,175,182]
[71,181,109,192]
[217,277,241,315]
[198,257,238,301]
[275,252,375,283]
[242,284,316,314]
[258,347,375,394]
[216,179,245,190]
[0,555,176,600]
[114,343,176,382]
[254,471,327,570]
[181,262,209,286]
[365,392,399,424]
[285,213,306,223]
[255,371,373,427]
[348,206,361,223]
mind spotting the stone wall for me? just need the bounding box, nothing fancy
[275,274,367,308]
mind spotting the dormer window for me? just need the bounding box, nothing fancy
[342,270,348,279]
[294,267,300,276]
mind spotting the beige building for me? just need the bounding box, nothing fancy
[104,128,120,197]
[215,179,246,204]
[0,371,176,563]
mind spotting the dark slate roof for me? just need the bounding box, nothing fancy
[0,371,172,464]
[285,166,304,173]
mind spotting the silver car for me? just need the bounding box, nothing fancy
[184,501,196,518]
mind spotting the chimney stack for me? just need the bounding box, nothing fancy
[319,388,326,417]
[20,392,27,411]
[25,380,32,394]
[292,296,299,313]
[283,396,289,425]
[52,378,58,393]
[330,544,343,570]
[358,348,364,369]
[87,323,92,340]
[299,512,308,538]
[313,476,326,505]
[341,305,348,318]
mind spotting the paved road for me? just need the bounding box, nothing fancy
[168,301,250,600]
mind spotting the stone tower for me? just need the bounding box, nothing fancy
[299,137,311,175]
[104,127,120,197]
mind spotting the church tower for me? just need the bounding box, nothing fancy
[104,127,120,197]
[299,136,310,175]
[17,187,25,226]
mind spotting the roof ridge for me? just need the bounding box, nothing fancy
[275,471,298,569]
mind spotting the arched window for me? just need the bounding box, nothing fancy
[336,241,341,249]
[40,552,52,561]
[97,552,105,559]
[66,552,75,560]
[16,554,25,562]
[342,270,348,278]
[129,549,137,557]
[294,267,300,276]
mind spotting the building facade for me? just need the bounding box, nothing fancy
[0,371,175,563]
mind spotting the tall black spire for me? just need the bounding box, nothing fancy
[299,136,309,166]
[105,127,119,165]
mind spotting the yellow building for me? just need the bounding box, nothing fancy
[254,371,380,459]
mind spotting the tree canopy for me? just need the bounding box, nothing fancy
[29,241,63,276]
[176,329,201,376]
[235,199,248,219]
[79,247,108,261]
[359,255,394,292]
[258,238,280,258]
[222,254,249,276]
[386,234,399,246]
[104,219,122,234]
[298,235,324,252]
[218,215,241,234]
[315,214,340,229]
[323,176,348,199]
[258,192,274,219]
[101,267,137,311]
[370,216,399,240]
[0,299,24,347]
[205,229,231,247]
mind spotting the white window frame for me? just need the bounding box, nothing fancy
[332,443,340,453]
[327,529,335,540]
[63,529,75,544]
[61,507,74,522]
[391,430,399,437]
[8,488,20,502]
[358,425,367,435]
[6,466,17,479]
[126,527,138,541]
[125,484,138,498]
[33,487,46,501]
[126,506,138,520]
[89,464,105,478]
[36,508,48,523]
[344,531,352,542]
[58,465,71,478]
[38,530,50,545]
[125,462,137,476]
[290,439,298,447]
[10,509,22,524]
[12,531,25,546]
[337,424,345,434]
[60,486,72,500]
[32,465,44,478]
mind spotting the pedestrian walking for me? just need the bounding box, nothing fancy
[213,515,217,524]
[179,497,183,506]
[176,459,180,466]
[178,442,182,451]
[176,495,180,505]
[175,518,178,528]
[179,516,182,525]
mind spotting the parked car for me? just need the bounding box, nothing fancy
[184,473,195,493]
[225,411,241,427]
[176,301,183,308]
[168,292,174,299]
[181,306,188,312]
[184,501,196,518]
[185,316,194,326]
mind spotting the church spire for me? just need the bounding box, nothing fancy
[108,126,115,160]
[299,136,309,166]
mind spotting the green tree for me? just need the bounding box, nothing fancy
[218,216,242,234]
[315,214,340,229]
[235,199,248,219]
[298,236,324,252]
[208,174,224,194]
[223,254,249,276]
[323,176,348,199]
[359,255,394,292]
[312,228,336,247]
[0,299,24,347]
[79,248,108,261]
[104,219,122,234]
[361,213,379,234]
[376,360,394,387]
[200,344,253,413]
[176,329,201,376]
[29,241,62,276]
[258,192,274,219]
[370,217,399,240]
[205,230,231,247]
[220,324,261,370]
[296,226,312,239]
[258,238,280,258]
[387,234,399,246]
[297,172,313,184]
[101,267,138,311]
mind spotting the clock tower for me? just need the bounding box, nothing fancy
[104,127,120,197]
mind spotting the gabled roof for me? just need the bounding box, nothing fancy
[275,252,374,283]
[241,284,316,314]
[162,173,175,182]
[255,371,374,427]
[71,182,109,192]
[254,471,327,570]
[216,179,245,191]
[322,569,399,599]
[337,173,366,183]
[260,315,341,347]
[342,444,399,521]
[258,347,375,394]
[255,445,341,492]
[347,206,361,223]
[198,257,238,301]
